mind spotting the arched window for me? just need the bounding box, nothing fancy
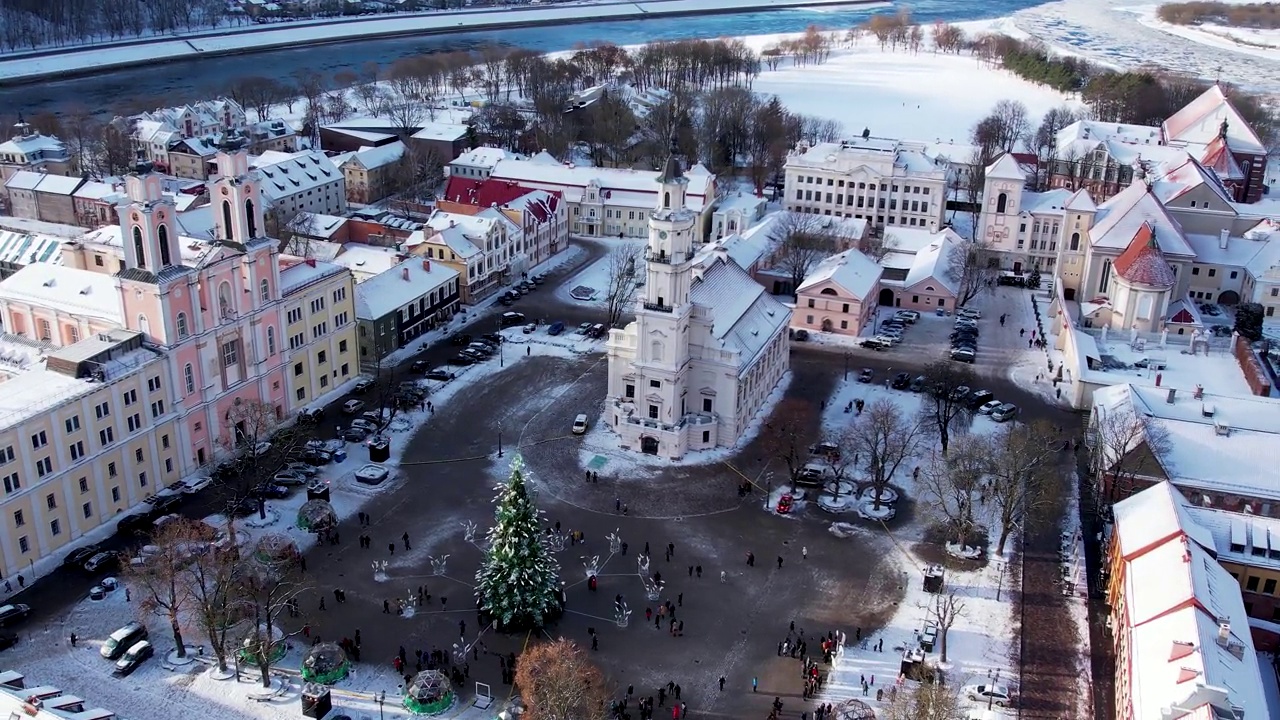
[819,288,839,296]
[217,281,232,319]
[221,201,234,242]
[132,226,145,267]
[259,278,270,303]
[996,192,1008,214]
[650,340,665,363]
[158,225,172,267]
[1070,232,1080,252]
[183,363,195,394]
[266,326,276,356]
[663,192,670,209]
[1099,259,1112,293]
[176,312,188,339]
[138,314,150,336]
[245,199,257,237]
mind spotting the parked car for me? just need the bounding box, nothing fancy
[272,471,308,487]
[858,368,874,384]
[297,407,323,423]
[283,462,318,478]
[350,418,378,433]
[809,442,840,460]
[859,337,888,350]
[501,312,526,327]
[113,640,155,677]
[957,307,981,319]
[410,360,430,373]
[587,324,606,338]
[62,544,102,568]
[950,348,976,363]
[963,684,1013,707]
[0,633,19,651]
[991,403,1019,423]
[0,605,29,627]
[891,372,910,389]
[352,377,374,393]
[343,399,366,414]
[116,514,152,536]
[792,329,810,341]
[447,355,476,366]
[895,310,920,323]
[949,385,971,402]
[101,622,148,660]
[548,321,566,336]
[909,375,927,392]
[572,414,589,435]
[466,343,493,357]
[449,333,473,346]
[300,449,333,465]
[968,390,995,408]
[795,462,830,488]
[254,483,290,499]
[460,349,487,361]
[576,322,593,335]
[423,369,452,382]
[481,333,504,345]
[873,334,900,346]
[977,400,1003,415]
[343,427,370,443]
[252,441,272,456]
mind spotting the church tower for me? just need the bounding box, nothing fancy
[210,144,266,248]
[630,145,698,424]
[117,159,181,275]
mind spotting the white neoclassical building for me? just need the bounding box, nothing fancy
[605,154,791,460]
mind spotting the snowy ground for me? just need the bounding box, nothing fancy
[554,237,645,308]
[0,336,598,720]
[1129,3,1280,60]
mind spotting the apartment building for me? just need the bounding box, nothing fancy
[0,126,72,181]
[355,257,460,365]
[402,208,520,304]
[339,142,405,205]
[438,177,569,271]
[252,150,347,220]
[279,257,359,409]
[4,172,88,225]
[782,138,948,233]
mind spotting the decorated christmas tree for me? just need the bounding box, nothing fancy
[475,455,561,631]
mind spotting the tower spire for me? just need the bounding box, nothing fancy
[655,132,684,185]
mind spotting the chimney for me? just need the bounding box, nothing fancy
[1166,388,1177,404]
[305,258,316,267]
[402,267,410,281]
[1217,622,1231,647]
[422,259,431,272]
[1219,229,1229,250]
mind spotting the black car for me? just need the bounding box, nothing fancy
[448,333,473,346]
[448,354,476,366]
[254,483,290,499]
[62,544,101,568]
[343,427,369,443]
[0,604,30,627]
[425,370,454,382]
[481,333,503,344]
[891,372,910,389]
[410,360,430,373]
[501,312,526,327]
[83,551,118,573]
[859,338,887,350]
[0,633,18,651]
[149,495,180,515]
[499,297,515,306]
[300,449,333,466]
[117,514,153,536]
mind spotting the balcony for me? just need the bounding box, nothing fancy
[613,399,717,432]
[646,250,686,265]
[642,302,673,313]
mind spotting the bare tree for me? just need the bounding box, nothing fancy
[961,150,988,233]
[883,678,965,720]
[919,360,976,455]
[386,98,425,138]
[514,638,610,720]
[986,420,1062,554]
[931,591,965,664]
[182,534,241,673]
[769,211,839,297]
[1088,404,1170,505]
[218,399,284,518]
[1032,105,1080,189]
[951,238,997,308]
[237,548,304,688]
[848,399,926,510]
[918,445,985,551]
[125,518,210,659]
[603,244,645,329]
[762,398,814,492]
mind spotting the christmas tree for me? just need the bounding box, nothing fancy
[475,455,561,631]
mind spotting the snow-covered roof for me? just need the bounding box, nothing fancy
[343,141,405,172]
[175,205,216,241]
[1095,383,1280,502]
[1065,188,1097,213]
[1111,481,1217,559]
[1183,232,1273,268]
[714,191,766,215]
[0,263,121,323]
[451,146,513,169]
[488,159,714,211]
[409,123,468,142]
[354,257,458,320]
[284,237,343,263]
[3,170,83,195]
[786,139,947,181]
[1019,188,1073,215]
[881,226,949,255]
[426,209,500,242]
[903,234,962,296]
[689,256,790,372]
[1054,120,1163,161]
[1163,84,1266,156]
[1090,181,1195,257]
[798,247,882,300]
[325,128,395,144]
[71,180,120,201]
[253,150,341,201]
[279,257,347,295]
[0,231,64,268]
[0,132,66,158]
[0,216,87,239]
[77,224,208,265]
[1186,504,1280,575]
[985,153,1025,181]
[1150,156,1236,207]
[705,213,782,271]
[331,243,401,279]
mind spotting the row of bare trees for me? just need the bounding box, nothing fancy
[0,0,232,51]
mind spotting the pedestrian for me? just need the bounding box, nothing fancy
[403,532,411,550]
[696,565,702,578]
[752,677,758,693]
[384,599,391,614]
[334,588,342,603]
[746,552,754,566]
[688,565,693,577]
[16,575,23,589]
[526,346,531,357]
[389,542,395,555]
[802,546,808,560]
[677,593,682,606]
[675,684,681,700]
[125,587,131,602]
[617,498,622,512]
[69,632,77,647]
[668,542,675,557]
[645,542,650,556]
[1019,328,1025,337]
[719,676,725,691]
[319,596,326,610]
[777,556,784,569]
[591,634,598,651]
[622,542,629,555]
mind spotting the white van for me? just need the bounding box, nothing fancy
[572,414,588,435]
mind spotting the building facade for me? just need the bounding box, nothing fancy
[782,138,948,234]
[252,151,347,220]
[340,142,405,205]
[792,248,882,337]
[3,172,88,225]
[279,257,359,408]
[0,128,72,181]
[355,258,460,366]
[604,155,790,460]
[438,177,569,271]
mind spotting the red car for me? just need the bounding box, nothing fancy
[776,495,794,514]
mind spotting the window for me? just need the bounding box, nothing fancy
[184,364,195,394]
[266,327,276,356]
[147,376,161,392]
[650,380,662,389]
[311,322,328,339]
[31,431,47,449]
[68,326,79,343]
[95,401,110,419]
[1070,232,1080,252]
[35,457,51,477]
[78,477,88,493]
[17,536,27,554]
[318,350,327,364]
[70,441,84,460]
[1,473,17,493]
[648,405,659,419]
[108,461,117,478]
[333,287,346,303]
[176,312,188,338]
[221,340,238,368]
[290,333,305,350]
[38,318,51,341]
[138,472,147,488]
[49,518,61,536]
[82,502,92,519]
[840,320,848,329]
[111,487,120,502]
[12,510,22,527]
[1247,575,1260,591]
[296,387,306,401]
[99,427,114,445]
[1208,268,1216,277]
[150,400,165,418]
[996,193,1008,213]
[94,255,104,266]
[807,299,815,308]
[319,375,328,388]
[1192,267,1200,275]
[1230,271,1238,279]
[340,363,349,377]
[161,434,170,450]
[0,446,11,465]
[123,389,137,406]
[625,384,635,399]
[334,311,348,327]
[294,362,304,377]
[260,278,270,303]
[310,297,325,313]
[165,458,173,473]
[1265,578,1277,595]
[127,414,142,433]
[842,303,849,313]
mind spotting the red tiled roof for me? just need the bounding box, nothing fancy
[441,177,561,223]
[1114,222,1176,288]
[1169,307,1196,324]
[1200,137,1244,180]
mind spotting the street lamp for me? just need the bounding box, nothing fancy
[497,423,504,458]
[375,690,386,720]
[843,352,850,382]
[498,316,504,368]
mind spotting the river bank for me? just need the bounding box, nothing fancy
[0,0,880,87]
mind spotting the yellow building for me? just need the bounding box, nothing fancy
[0,330,181,579]
[279,257,360,408]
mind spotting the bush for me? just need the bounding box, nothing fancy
[1235,302,1265,341]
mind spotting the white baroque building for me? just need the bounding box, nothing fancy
[605,153,790,460]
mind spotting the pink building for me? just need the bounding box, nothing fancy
[792,248,883,337]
